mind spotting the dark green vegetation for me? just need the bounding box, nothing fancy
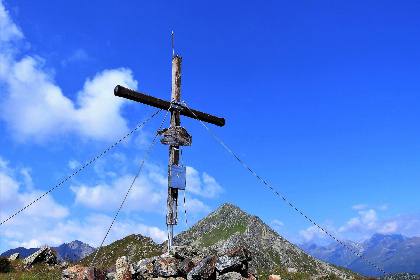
[78,234,162,269]
[200,222,247,247]
[0,258,14,273]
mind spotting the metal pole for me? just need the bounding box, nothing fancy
[167,55,182,251]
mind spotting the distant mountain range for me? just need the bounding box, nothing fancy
[299,234,420,277]
[2,203,419,279]
[1,240,96,262]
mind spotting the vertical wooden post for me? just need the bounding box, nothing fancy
[167,55,182,251]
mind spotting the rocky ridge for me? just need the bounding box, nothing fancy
[22,246,57,267]
[65,246,257,280]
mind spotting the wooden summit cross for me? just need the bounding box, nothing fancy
[114,52,225,250]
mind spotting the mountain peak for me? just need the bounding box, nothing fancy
[173,202,358,278]
[218,202,240,210]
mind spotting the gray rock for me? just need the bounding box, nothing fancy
[153,258,181,277]
[107,272,115,280]
[217,272,242,280]
[287,268,297,273]
[187,256,218,280]
[9,252,19,261]
[130,256,158,278]
[179,258,195,275]
[216,248,251,274]
[62,264,89,279]
[23,246,57,267]
[170,245,205,265]
[115,256,129,280]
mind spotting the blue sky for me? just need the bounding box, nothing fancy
[1,0,419,253]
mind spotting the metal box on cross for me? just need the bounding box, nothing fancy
[170,165,186,190]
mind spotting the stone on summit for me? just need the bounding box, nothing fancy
[8,252,19,261]
[22,246,57,267]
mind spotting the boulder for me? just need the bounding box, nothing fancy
[107,266,116,280]
[153,258,181,277]
[170,246,205,265]
[148,278,185,280]
[115,256,129,280]
[86,267,106,280]
[287,268,297,273]
[62,265,105,280]
[125,246,255,280]
[216,248,251,274]
[217,272,242,280]
[179,258,195,275]
[243,271,257,280]
[23,246,57,267]
[187,256,218,280]
[129,256,158,279]
[9,253,19,261]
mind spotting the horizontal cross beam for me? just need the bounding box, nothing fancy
[114,85,225,127]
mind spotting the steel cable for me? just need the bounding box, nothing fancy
[181,101,388,277]
[83,109,169,279]
[0,109,163,226]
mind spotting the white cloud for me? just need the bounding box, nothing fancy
[184,196,211,215]
[0,2,137,143]
[0,156,168,252]
[0,2,23,43]
[186,166,224,198]
[0,168,19,202]
[133,127,155,150]
[0,156,69,220]
[61,49,89,67]
[352,203,367,210]
[271,220,284,232]
[3,214,167,251]
[70,164,219,217]
[298,220,340,244]
[271,220,284,227]
[73,68,136,140]
[0,156,71,252]
[338,208,419,236]
[49,214,167,246]
[68,160,81,170]
[1,56,136,142]
[70,164,168,213]
[378,204,389,211]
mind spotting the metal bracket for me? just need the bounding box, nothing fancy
[170,101,185,112]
